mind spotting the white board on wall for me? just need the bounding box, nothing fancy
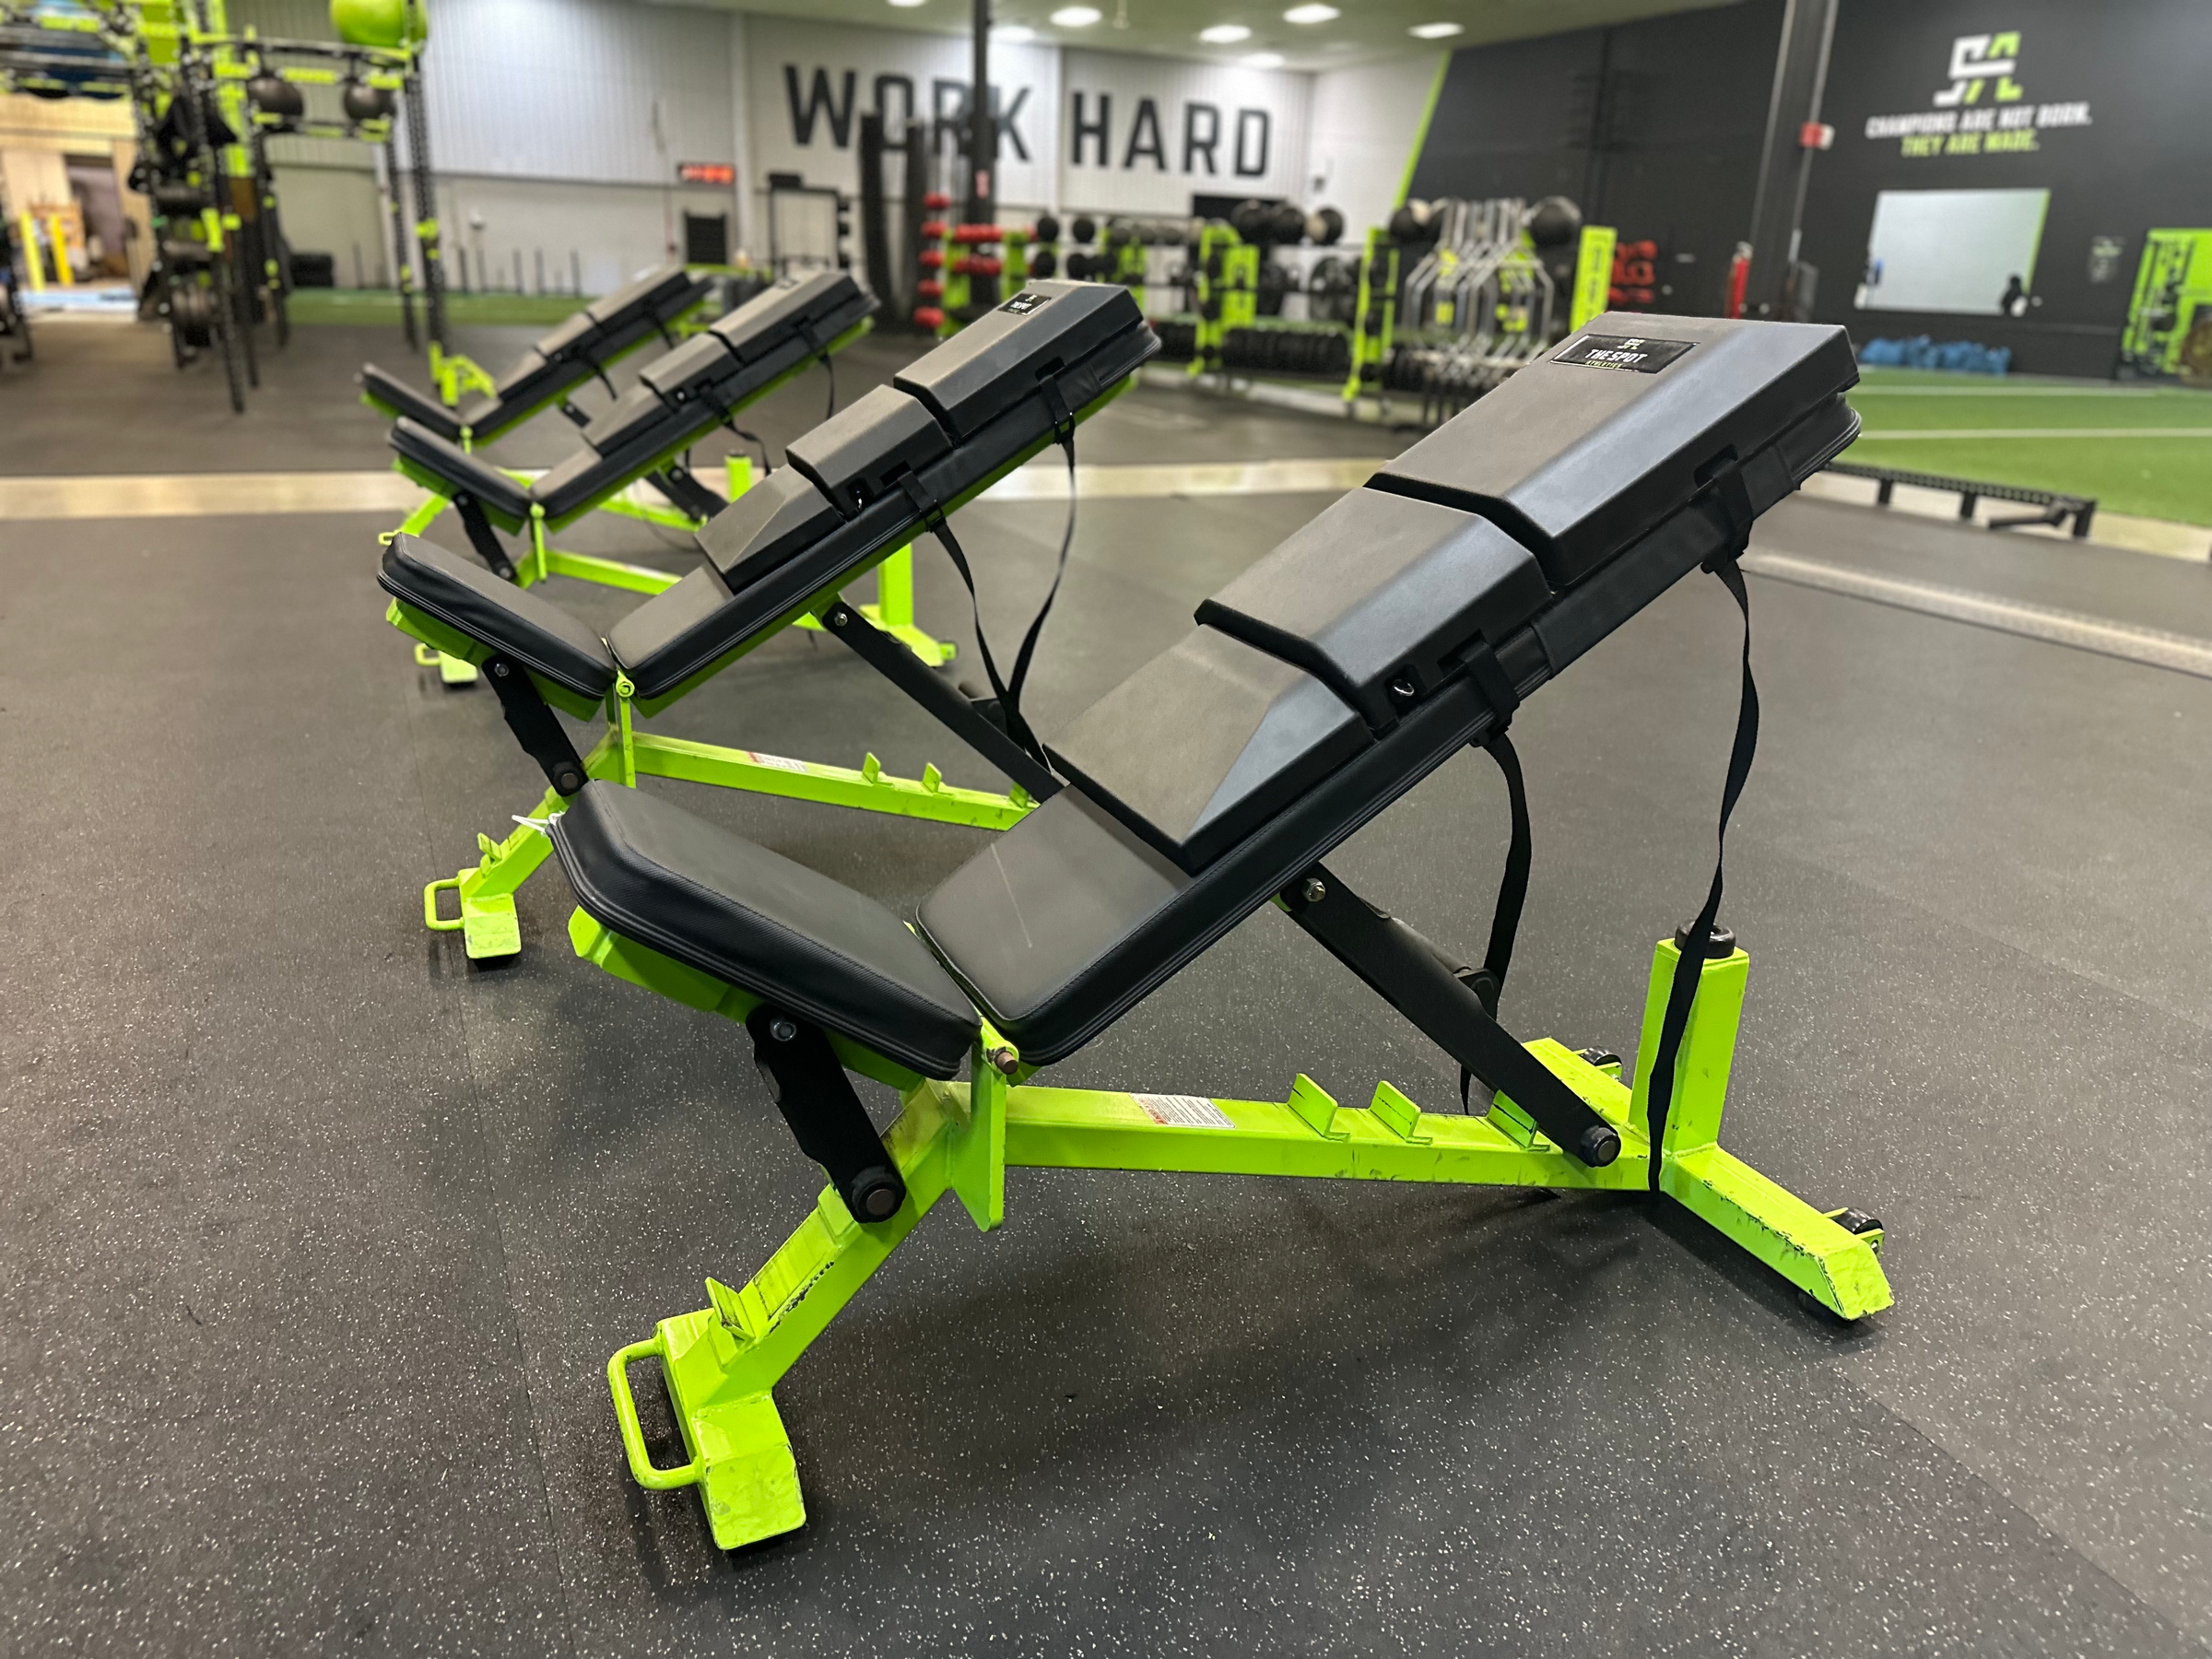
[1058,51,1310,217]
[745,17,1060,208]
[1857,187,2050,314]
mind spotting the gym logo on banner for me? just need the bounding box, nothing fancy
[1862,32,2092,158]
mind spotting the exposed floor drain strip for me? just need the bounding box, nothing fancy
[1741,549,2212,681]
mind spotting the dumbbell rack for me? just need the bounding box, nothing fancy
[913,199,1030,338]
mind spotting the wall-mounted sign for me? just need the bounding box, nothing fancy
[677,162,738,186]
[1861,31,2093,159]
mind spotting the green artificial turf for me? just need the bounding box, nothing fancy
[288,288,588,327]
[1843,369,2212,524]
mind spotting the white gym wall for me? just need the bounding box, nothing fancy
[233,0,1439,290]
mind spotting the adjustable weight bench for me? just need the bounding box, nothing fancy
[384,271,896,688]
[382,279,1160,959]
[526,313,1895,1552]
[359,264,715,447]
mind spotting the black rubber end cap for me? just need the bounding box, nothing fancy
[849,1166,906,1222]
[1578,1124,1621,1168]
[1673,920,1737,959]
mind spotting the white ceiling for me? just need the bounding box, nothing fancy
[671,0,1747,72]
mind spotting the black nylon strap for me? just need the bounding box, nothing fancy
[1001,417,1080,749]
[897,413,1082,775]
[1642,551,1759,1190]
[1457,730,1531,1111]
[896,474,1041,764]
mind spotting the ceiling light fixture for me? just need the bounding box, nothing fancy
[994,22,1037,40]
[1408,20,1463,38]
[1241,50,1285,67]
[1283,3,1338,21]
[1198,23,1251,42]
[1050,5,1102,23]
[887,0,926,7]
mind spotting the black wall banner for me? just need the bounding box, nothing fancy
[1801,0,2212,374]
[1407,0,2212,373]
[1405,2,1783,317]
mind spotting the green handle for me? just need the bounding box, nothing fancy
[607,1337,705,1490]
[422,876,463,932]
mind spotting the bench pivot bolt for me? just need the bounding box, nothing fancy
[492,661,510,678]
[829,607,847,629]
[1301,877,1326,904]
[768,1016,798,1043]
[987,1046,1019,1077]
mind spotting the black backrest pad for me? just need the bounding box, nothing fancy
[1374,312,1856,587]
[638,331,738,406]
[378,535,618,699]
[1047,627,1371,873]
[609,285,1158,700]
[1195,490,1551,732]
[553,782,981,1078]
[530,311,601,367]
[582,265,694,332]
[895,281,1144,439]
[1050,317,1856,875]
[695,468,842,587]
[920,317,1857,1060]
[578,273,875,456]
[710,270,871,363]
[786,386,951,518]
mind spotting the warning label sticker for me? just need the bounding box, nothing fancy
[1551,332,1695,373]
[742,751,813,774]
[1133,1093,1234,1129]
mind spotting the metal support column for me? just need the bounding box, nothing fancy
[964,0,994,228]
[1742,0,1838,319]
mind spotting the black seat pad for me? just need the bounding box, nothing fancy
[550,782,981,1078]
[390,418,535,522]
[359,365,462,441]
[378,535,617,700]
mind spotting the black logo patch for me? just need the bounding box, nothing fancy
[999,290,1050,315]
[1552,333,1694,372]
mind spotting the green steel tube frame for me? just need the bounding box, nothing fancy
[574,912,1892,1550]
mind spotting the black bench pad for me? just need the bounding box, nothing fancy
[1374,311,1855,587]
[359,266,711,445]
[610,289,1159,701]
[1195,488,1551,732]
[1047,627,1371,873]
[391,418,535,522]
[360,366,465,441]
[550,782,982,1078]
[378,534,618,700]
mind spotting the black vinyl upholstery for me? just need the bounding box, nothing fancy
[377,535,618,699]
[539,313,1861,1070]
[359,265,711,444]
[550,782,982,1077]
[390,278,1159,729]
[386,272,877,527]
[610,281,1159,700]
